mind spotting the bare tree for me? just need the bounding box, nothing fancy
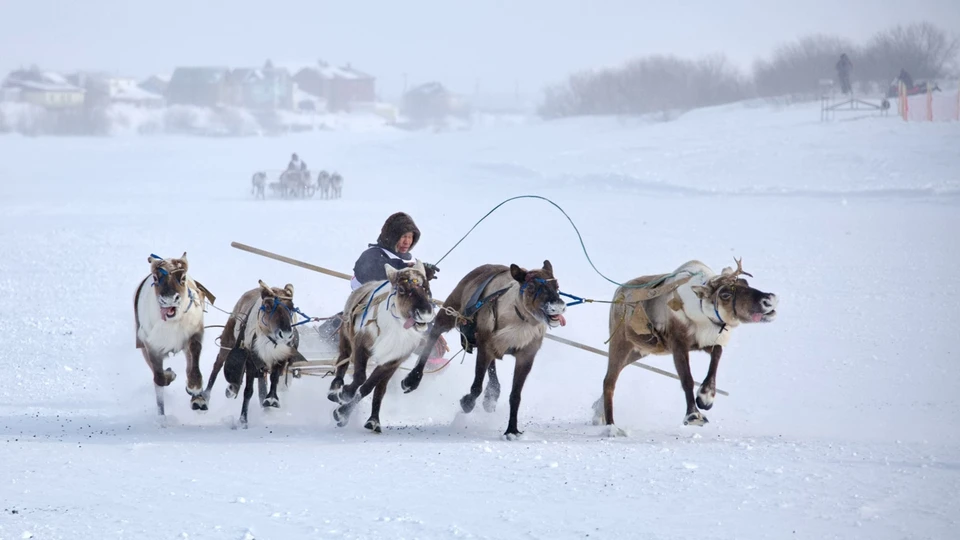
[539,54,748,119]
[753,34,856,98]
[858,22,960,85]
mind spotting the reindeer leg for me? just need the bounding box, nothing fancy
[696,345,722,411]
[257,372,268,407]
[223,346,248,399]
[460,345,493,414]
[671,340,706,426]
[504,349,537,440]
[239,359,257,428]
[184,334,207,411]
[328,329,352,402]
[334,359,400,428]
[206,346,229,401]
[482,360,500,413]
[340,338,371,404]
[142,348,176,416]
[364,360,403,433]
[597,338,640,436]
[401,336,435,393]
[262,364,281,408]
[402,309,456,393]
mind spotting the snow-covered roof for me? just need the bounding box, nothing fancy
[3,69,83,92]
[111,85,164,102]
[6,79,84,93]
[294,62,374,80]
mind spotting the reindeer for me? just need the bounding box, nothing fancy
[205,280,308,427]
[593,258,778,435]
[329,262,436,433]
[134,253,214,415]
[250,171,266,199]
[329,172,343,199]
[402,261,567,439]
[317,170,331,199]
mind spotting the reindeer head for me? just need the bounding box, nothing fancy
[257,280,298,345]
[691,258,778,326]
[511,260,566,328]
[148,252,190,321]
[385,262,435,332]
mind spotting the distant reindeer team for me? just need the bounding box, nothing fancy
[134,247,777,437]
[250,170,343,200]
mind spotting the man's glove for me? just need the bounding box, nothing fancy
[423,262,440,281]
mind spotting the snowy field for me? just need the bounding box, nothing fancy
[1,101,958,539]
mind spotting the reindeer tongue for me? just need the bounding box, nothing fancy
[161,307,176,321]
[559,314,566,327]
[752,313,763,323]
[404,318,415,329]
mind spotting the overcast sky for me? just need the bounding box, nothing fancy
[2,0,958,98]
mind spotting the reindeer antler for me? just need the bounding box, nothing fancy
[731,257,753,279]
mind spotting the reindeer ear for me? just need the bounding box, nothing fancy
[720,267,734,276]
[542,260,553,275]
[510,264,527,283]
[413,260,426,277]
[148,255,160,265]
[284,284,294,297]
[385,264,399,284]
[258,280,273,299]
[691,285,711,299]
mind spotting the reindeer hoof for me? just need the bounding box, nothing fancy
[460,395,477,414]
[326,387,341,403]
[364,418,382,433]
[238,416,249,429]
[262,397,280,408]
[163,368,177,385]
[683,411,709,426]
[333,405,352,427]
[190,396,208,411]
[337,389,356,405]
[696,389,716,411]
[225,384,239,399]
[503,430,524,441]
[482,393,498,413]
[601,424,628,438]
[400,373,421,393]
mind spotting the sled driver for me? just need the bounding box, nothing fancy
[315,212,445,358]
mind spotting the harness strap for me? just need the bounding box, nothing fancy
[360,281,391,328]
[700,298,727,334]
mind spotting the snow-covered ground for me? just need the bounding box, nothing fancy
[1,100,958,539]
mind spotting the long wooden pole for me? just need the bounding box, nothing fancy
[231,241,352,280]
[230,241,729,396]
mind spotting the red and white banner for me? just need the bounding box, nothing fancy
[898,82,960,122]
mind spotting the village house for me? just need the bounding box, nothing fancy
[166,67,230,107]
[402,81,469,124]
[67,72,164,108]
[293,60,375,112]
[2,68,85,109]
[138,75,170,97]
[225,62,293,110]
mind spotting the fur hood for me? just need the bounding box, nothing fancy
[377,212,421,251]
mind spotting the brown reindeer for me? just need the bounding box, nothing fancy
[134,253,214,415]
[205,280,307,427]
[316,170,331,199]
[329,172,343,199]
[251,171,266,199]
[593,258,778,435]
[330,262,436,433]
[402,261,567,439]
